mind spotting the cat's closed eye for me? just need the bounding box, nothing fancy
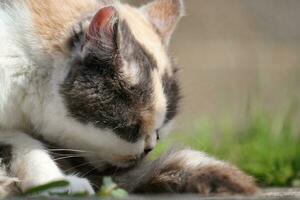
[156,130,160,140]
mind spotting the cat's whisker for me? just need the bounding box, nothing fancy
[49,152,80,157]
[80,166,99,177]
[53,155,84,161]
[48,148,92,153]
[64,162,92,173]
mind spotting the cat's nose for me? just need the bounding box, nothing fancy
[144,147,153,155]
[144,133,157,156]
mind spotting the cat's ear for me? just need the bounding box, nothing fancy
[83,6,119,67]
[85,6,118,44]
[141,0,184,45]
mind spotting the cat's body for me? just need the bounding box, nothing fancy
[0,0,257,197]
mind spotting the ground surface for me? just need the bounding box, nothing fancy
[8,189,300,200]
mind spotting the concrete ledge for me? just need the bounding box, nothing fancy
[8,189,300,200]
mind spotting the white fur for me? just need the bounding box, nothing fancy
[122,60,140,85]
[165,149,225,169]
[63,176,94,195]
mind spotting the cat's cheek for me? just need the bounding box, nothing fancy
[107,147,146,168]
[82,137,145,169]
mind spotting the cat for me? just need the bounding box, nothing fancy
[0,0,257,197]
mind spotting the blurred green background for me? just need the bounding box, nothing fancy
[127,0,300,187]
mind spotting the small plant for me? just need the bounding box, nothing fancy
[24,180,70,196]
[98,177,128,198]
[25,177,128,198]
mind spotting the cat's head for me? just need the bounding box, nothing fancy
[61,0,183,169]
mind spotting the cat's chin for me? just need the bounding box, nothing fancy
[87,157,142,173]
[86,152,146,172]
[104,159,141,171]
[111,160,141,169]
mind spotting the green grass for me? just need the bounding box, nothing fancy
[152,107,300,187]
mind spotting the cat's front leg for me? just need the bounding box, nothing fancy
[115,149,258,196]
[0,131,94,196]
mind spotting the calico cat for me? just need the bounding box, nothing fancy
[0,0,257,197]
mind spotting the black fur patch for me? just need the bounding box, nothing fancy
[62,20,156,143]
[0,143,13,169]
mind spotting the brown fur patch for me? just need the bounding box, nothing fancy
[140,109,155,137]
[25,0,100,53]
[186,165,258,195]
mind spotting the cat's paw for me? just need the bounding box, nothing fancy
[165,150,258,195]
[26,175,95,196]
[185,164,257,196]
[64,175,95,195]
[0,175,19,197]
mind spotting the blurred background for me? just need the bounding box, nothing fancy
[128,0,300,187]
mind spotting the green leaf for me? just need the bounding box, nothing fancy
[24,180,69,195]
[111,189,128,199]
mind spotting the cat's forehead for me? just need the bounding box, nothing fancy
[116,4,172,76]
